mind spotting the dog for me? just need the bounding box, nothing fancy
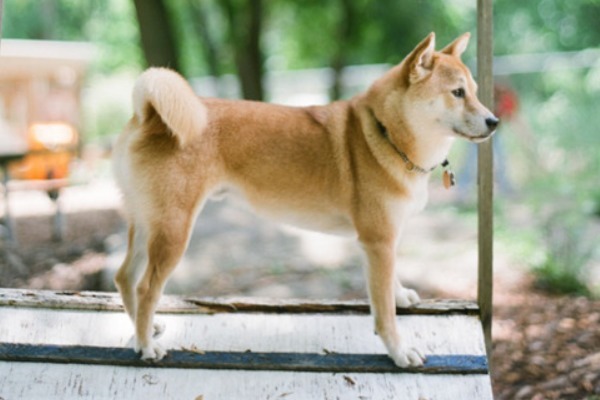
[112,32,498,367]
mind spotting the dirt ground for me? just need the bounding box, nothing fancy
[492,278,600,399]
[1,182,599,399]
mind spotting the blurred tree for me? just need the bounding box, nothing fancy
[494,0,600,55]
[3,0,142,73]
[4,0,599,100]
[330,0,360,100]
[269,0,462,99]
[172,0,265,100]
[189,1,223,81]
[132,0,181,71]
[220,0,265,101]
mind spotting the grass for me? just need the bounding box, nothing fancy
[531,208,596,297]
[494,194,597,298]
[533,259,591,297]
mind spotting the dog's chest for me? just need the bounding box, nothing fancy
[388,179,429,226]
[409,179,430,214]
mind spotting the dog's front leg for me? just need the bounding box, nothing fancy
[362,240,425,367]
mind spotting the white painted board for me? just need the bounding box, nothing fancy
[0,308,486,356]
[0,298,492,399]
[0,361,494,400]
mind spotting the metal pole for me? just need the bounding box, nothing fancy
[477,0,494,360]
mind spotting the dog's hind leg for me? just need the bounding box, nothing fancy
[133,209,196,360]
[114,223,168,338]
[115,224,147,323]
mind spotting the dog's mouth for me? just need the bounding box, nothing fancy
[452,127,494,143]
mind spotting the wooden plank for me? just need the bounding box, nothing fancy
[0,308,487,356]
[184,296,479,316]
[0,361,495,399]
[477,0,495,358]
[0,288,479,315]
[0,343,488,374]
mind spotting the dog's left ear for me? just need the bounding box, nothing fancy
[441,32,471,58]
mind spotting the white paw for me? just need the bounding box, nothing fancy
[389,346,426,368]
[395,287,421,308]
[135,339,167,361]
[153,321,166,338]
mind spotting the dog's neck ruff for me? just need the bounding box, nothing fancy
[370,110,438,174]
[370,109,456,188]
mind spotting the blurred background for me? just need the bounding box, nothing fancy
[0,1,599,398]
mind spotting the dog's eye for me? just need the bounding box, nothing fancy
[452,88,465,98]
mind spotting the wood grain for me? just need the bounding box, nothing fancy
[0,308,487,356]
[0,361,494,399]
[0,290,492,398]
[0,288,479,315]
[477,0,495,359]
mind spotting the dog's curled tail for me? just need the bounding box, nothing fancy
[132,67,207,147]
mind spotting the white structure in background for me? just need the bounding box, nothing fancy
[190,64,390,106]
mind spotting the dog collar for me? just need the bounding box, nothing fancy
[370,109,455,188]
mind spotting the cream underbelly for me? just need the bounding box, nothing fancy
[210,185,356,237]
[260,207,355,236]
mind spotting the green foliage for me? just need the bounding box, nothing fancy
[267,0,470,71]
[5,0,599,75]
[532,208,594,296]
[534,260,591,296]
[495,0,600,55]
[502,67,600,297]
[86,0,143,73]
[166,1,229,77]
[3,0,143,73]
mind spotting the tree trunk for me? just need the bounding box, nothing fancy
[189,2,224,96]
[132,0,181,71]
[222,0,264,101]
[330,0,357,100]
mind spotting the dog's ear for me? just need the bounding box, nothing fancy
[408,32,436,83]
[441,32,470,58]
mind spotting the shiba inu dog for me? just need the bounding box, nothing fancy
[113,32,497,367]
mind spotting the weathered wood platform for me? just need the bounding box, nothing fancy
[0,289,493,399]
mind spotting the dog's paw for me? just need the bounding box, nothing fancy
[135,340,167,361]
[153,321,166,338]
[395,287,421,308]
[389,346,426,368]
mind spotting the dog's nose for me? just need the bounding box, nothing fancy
[485,116,499,130]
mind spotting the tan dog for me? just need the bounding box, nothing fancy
[113,32,497,367]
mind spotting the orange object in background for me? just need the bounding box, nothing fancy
[9,122,77,180]
[0,40,93,183]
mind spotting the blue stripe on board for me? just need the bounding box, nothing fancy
[0,342,488,374]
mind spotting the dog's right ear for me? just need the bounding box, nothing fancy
[441,32,470,58]
[408,32,436,84]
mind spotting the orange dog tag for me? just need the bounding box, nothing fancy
[443,170,455,189]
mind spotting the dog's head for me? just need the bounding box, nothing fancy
[369,32,498,143]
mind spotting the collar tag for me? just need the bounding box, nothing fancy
[441,159,456,189]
